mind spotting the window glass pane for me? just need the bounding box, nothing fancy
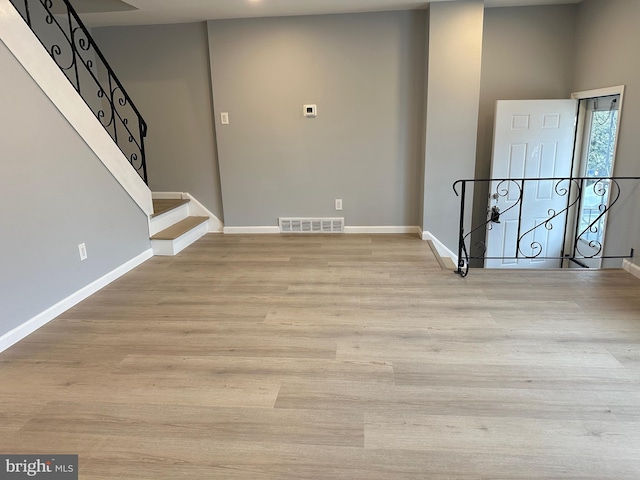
[579,97,618,247]
[585,109,618,177]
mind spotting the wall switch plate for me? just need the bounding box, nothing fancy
[335,199,343,211]
[221,112,229,125]
[78,243,87,261]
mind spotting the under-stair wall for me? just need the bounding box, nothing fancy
[0,0,153,351]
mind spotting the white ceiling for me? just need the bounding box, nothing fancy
[77,0,583,27]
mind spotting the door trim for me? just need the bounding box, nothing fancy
[568,85,625,267]
[570,85,625,177]
[572,85,625,102]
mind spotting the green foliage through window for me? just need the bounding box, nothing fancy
[585,109,618,177]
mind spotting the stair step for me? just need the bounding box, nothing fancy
[151,198,190,218]
[151,216,209,241]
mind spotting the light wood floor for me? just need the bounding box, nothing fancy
[2,234,640,479]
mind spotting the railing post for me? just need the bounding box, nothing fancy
[139,118,148,184]
[457,180,466,275]
[23,0,31,27]
[572,177,585,259]
[560,177,573,268]
[515,179,525,258]
[67,9,80,94]
[108,75,118,146]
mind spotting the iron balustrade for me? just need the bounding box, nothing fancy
[9,0,148,183]
[452,176,640,277]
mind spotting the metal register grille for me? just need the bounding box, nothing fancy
[279,217,344,233]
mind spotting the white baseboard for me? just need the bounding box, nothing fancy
[224,226,281,234]
[623,259,640,280]
[0,249,153,354]
[422,230,458,264]
[151,192,183,200]
[344,226,420,234]
[223,225,421,235]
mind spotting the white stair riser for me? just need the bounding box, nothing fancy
[152,221,208,256]
[151,192,183,200]
[149,203,190,236]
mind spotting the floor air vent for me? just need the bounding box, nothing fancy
[279,217,344,233]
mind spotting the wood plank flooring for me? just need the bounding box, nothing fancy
[1,234,640,479]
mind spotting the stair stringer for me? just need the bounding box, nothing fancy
[0,0,153,215]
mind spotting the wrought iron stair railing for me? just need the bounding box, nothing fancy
[9,0,148,183]
[453,176,640,277]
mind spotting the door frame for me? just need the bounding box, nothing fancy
[564,85,626,268]
[570,85,625,177]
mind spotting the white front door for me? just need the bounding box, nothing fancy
[485,99,578,269]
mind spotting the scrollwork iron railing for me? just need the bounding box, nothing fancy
[453,176,640,277]
[9,0,148,183]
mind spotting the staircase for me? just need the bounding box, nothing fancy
[149,197,209,256]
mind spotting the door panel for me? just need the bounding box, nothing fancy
[485,99,577,269]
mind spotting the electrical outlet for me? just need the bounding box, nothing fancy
[335,199,343,211]
[78,243,87,261]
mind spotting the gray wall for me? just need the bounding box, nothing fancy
[75,2,640,270]
[423,1,484,251]
[208,11,426,227]
[0,40,150,332]
[92,23,224,220]
[471,5,578,260]
[572,0,640,267]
